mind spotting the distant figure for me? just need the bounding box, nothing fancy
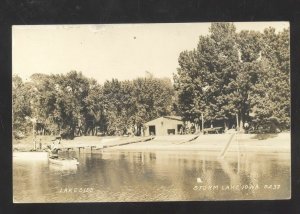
[39,138,42,150]
[56,136,62,144]
[185,127,189,134]
[179,126,184,135]
[49,138,60,158]
[244,121,250,133]
[50,148,59,158]
[50,141,56,151]
[190,125,196,134]
[232,124,235,129]
[50,137,61,150]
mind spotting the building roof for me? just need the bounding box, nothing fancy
[162,116,182,121]
[145,116,183,125]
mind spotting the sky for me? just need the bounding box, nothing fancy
[12,22,289,84]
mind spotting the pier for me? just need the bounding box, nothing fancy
[55,136,155,153]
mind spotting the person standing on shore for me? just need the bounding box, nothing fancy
[244,121,249,133]
[39,138,42,150]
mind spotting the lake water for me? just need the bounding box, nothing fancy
[13,150,290,202]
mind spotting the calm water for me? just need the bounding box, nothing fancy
[13,150,290,202]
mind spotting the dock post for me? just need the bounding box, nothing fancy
[201,113,204,134]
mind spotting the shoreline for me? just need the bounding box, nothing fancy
[105,133,290,153]
[13,132,290,154]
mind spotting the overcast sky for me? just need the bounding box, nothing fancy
[12,22,289,84]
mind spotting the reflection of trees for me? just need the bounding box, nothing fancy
[243,153,272,186]
[14,151,290,202]
[79,152,220,200]
[218,153,263,197]
[93,151,290,200]
[217,152,290,199]
[218,158,242,194]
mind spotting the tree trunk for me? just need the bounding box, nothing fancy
[240,109,246,132]
[236,113,239,130]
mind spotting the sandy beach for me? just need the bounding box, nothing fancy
[13,132,290,154]
[105,132,290,153]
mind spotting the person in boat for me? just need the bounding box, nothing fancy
[50,148,59,158]
[48,136,61,158]
[46,144,58,158]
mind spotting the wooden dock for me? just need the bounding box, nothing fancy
[56,136,154,153]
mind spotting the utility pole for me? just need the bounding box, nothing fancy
[236,113,239,131]
[31,118,37,150]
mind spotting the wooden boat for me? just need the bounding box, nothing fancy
[49,163,78,172]
[49,156,79,166]
[13,151,49,160]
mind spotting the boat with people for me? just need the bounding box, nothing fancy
[44,135,78,166]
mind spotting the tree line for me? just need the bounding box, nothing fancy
[13,23,290,139]
[174,23,290,132]
[13,71,175,139]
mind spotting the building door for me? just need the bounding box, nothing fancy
[149,125,156,136]
[177,124,183,134]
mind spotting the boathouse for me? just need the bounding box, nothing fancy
[144,116,184,136]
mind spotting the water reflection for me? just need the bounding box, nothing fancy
[49,164,78,176]
[13,151,290,202]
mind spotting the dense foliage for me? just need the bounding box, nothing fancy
[174,23,290,131]
[13,71,174,139]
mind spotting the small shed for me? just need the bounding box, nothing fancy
[144,116,184,136]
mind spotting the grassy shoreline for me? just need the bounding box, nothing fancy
[13,132,290,153]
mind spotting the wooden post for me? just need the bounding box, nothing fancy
[236,113,239,131]
[32,120,36,150]
[32,121,35,136]
[201,113,204,134]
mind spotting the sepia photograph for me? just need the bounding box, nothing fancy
[12,22,290,203]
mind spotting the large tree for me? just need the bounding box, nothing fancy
[174,23,290,131]
[101,75,174,136]
[252,27,290,129]
[12,75,32,137]
[174,23,240,129]
[52,71,90,139]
